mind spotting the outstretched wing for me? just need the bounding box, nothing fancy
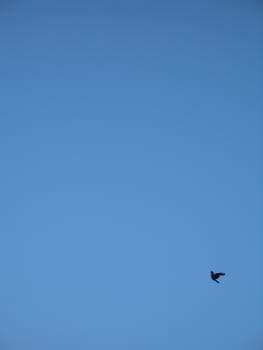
[214,272,225,279]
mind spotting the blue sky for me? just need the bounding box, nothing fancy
[0,1,262,349]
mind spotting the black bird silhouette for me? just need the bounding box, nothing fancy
[210,271,225,283]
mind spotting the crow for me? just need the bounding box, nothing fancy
[210,271,225,283]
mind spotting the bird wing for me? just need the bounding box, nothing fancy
[217,273,225,276]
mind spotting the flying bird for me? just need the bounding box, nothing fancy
[210,271,225,283]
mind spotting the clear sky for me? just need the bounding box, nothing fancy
[0,1,262,349]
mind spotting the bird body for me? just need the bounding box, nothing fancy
[210,271,225,283]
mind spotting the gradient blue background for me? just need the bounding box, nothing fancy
[0,1,262,349]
